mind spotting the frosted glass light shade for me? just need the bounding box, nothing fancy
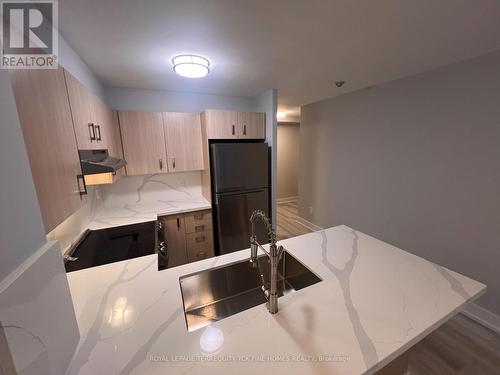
[172,55,210,78]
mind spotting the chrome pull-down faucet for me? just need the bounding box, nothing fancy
[249,210,283,314]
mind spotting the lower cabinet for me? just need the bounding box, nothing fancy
[159,209,214,267]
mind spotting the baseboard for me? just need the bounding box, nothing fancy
[461,302,500,334]
[277,196,299,204]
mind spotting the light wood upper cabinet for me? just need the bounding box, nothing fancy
[163,112,203,172]
[64,71,100,149]
[10,67,86,233]
[64,70,124,154]
[95,100,122,156]
[204,110,238,139]
[107,109,126,176]
[238,112,266,139]
[204,109,265,139]
[118,111,167,175]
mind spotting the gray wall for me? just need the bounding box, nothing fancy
[59,35,105,100]
[299,50,500,315]
[0,70,47,281]
[256,89,278,226]
[104,86,259,113]
[277,122,300,199]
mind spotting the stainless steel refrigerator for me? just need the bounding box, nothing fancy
[211,142,270,255]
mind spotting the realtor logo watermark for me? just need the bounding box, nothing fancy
[1,0,58,68]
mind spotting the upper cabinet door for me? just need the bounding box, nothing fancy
[118,111,167,175]
[205,110,238,139]
[64,70,99,149]
[90,97,111,150]
[163,112,204,172]
[238,112,266,139]
[10,67,86,233]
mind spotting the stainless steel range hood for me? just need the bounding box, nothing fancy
[79,149,126,175]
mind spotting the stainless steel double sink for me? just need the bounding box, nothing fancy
[179,251,322,331]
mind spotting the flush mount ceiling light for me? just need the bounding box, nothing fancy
[277,111,287,119]
[172,55,210,78]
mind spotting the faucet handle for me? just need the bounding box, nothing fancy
[277,245,284,259]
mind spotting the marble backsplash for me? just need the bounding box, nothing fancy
[46,186,100,254]
[99,171,202,208]
[47,171,204,253]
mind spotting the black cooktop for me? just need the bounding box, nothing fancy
[65,221,157,273]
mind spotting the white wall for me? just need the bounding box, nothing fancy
[0,70,46,281]
[299,50,500,316]
[105,86,258,113]
[277,122,300,199]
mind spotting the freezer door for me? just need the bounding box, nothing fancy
[215,189,269,255]
[211,143,269,193]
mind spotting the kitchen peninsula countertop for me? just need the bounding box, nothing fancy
[66,225,485,375]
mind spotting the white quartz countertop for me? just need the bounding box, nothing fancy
[88,197,211,230]
[66,225,485,375]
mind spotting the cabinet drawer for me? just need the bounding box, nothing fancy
[184,210,212,234]
[186,231,214,262]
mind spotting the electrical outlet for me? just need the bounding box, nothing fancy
[309,206,313,215]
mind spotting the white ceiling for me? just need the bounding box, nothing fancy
[59,0,500,118]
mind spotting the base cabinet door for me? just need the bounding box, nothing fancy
[10,68,86,233]
[161,215,187,267]
[186,231,214,262]
[160,210,214,268]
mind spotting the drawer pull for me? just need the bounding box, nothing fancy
[194,214,204,220]
[195,236,206,243]
[195,225,205,232]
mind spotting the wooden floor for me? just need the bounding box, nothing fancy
[276,199,315,240]
[276,199,500,375]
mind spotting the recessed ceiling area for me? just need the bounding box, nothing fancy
[59,0,500,114]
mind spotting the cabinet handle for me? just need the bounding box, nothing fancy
[177,217,180,229]
[159,158,163,170]
[194,214,203,220]
[76,174,88,196]
[197,251,206,259]
[88,123,96,141]
[95,125,101,141]
[243,124,247,135]
[195,236,206,243]
[195,225,205,232]
[172,158,176,169]
[232,124,235,135]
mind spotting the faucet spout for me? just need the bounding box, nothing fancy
[249,210,282,314]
